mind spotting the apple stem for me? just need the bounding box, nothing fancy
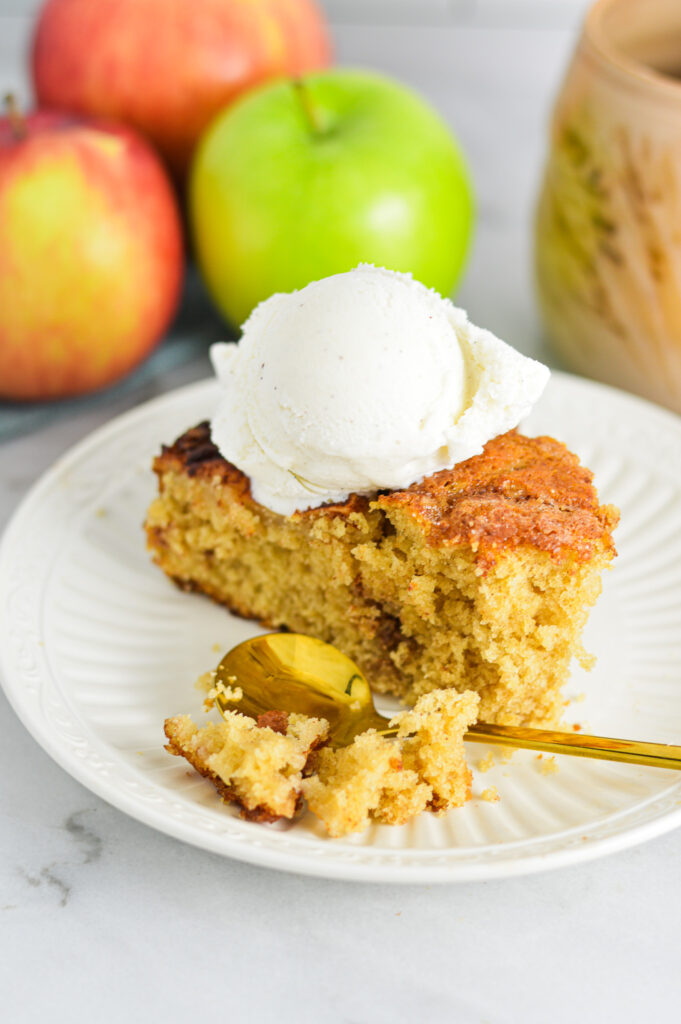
[4,94,27,141]
[293,79,323,135]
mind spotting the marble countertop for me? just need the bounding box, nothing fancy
[2,9,680,1023]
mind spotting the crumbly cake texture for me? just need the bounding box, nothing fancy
[164,688,479,837]
[164,710,328,822]
[147,423,618,726]
[303,688,479,837]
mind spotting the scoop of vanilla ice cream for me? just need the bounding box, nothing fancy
[210,265,549,515]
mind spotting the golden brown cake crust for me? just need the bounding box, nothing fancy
[155,422,618,568]
[148,423,619,725]
[163,715,281,823]
[163,710,328,823]
[378,431,619,567]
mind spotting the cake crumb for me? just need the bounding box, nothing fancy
[212,642,222,653]
[199,670,243,710]
[480,786,499,802]
[206,678,242,707]
[578,648,597,671]
[164,711,329,821]
[539,755,559,775]
[305,689,480,836]
[168,685,480,837]
[196,669,217,692]
[477,752,495,773]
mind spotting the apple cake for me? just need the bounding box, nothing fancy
[147,422,618,726]
[164,687,479,837]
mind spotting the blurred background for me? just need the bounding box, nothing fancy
[0,0,595,442]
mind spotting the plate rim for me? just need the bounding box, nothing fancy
[2,369,681,883]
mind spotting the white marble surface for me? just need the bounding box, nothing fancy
[2,9,681,1023]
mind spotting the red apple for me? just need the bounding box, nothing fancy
[31,0,332,179]
[0,106,184,400]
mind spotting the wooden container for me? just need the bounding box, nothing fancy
[535,0,681,412]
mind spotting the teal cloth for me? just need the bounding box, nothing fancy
[0,268,232,442]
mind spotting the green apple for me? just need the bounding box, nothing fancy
[190,70,474,327]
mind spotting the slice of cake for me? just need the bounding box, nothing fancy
[164,688,479,837]
[147,423,618,726]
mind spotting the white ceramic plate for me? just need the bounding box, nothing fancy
[2,372,681,883]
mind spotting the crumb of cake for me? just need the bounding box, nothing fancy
[572,723,582,732]
[483,745,514,765]
[146,424,618,727]
[212,642,222,652]
[480,786,499,802]
[303,689,479,836]
[538,755,559,775]
[207,679,243,704]
[574,693,586,703]
[576,647,597,672]
[392,689,479,813]
[199,669,243,710]
[166,685,479,838]
[302,731,431,838]
[195,670,216,692]
[477,752,495,773]
[164,711,328,821]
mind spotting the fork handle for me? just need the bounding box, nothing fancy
[465,723,681,770]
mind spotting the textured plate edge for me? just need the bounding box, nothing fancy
[3,680,681,884]
[2,372,681,883]
[3,671,681,885]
